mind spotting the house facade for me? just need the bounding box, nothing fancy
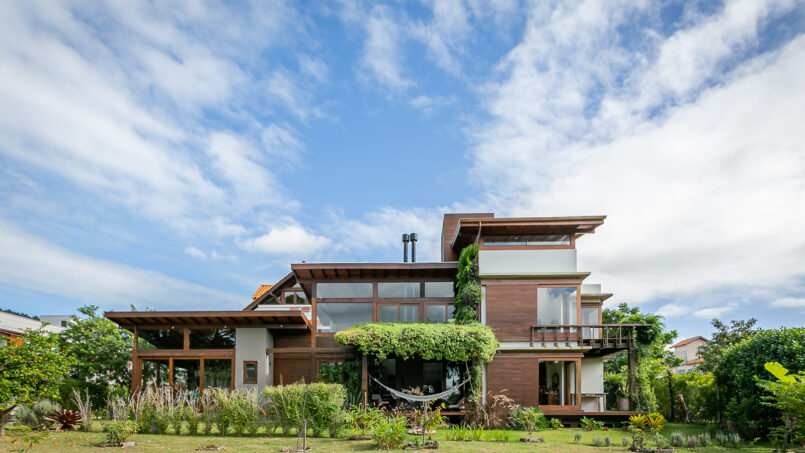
[670,336,708,374]
[0,311,66,341]
[106,213,640,418]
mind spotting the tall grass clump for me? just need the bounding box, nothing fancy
[15,400,60,430]
[262,382,345,438]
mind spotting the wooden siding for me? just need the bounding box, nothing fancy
[273,355,313,384]
[485,281,538,341]
[441,213,493,262]
[273,333,311,349]
[487,354,539,406]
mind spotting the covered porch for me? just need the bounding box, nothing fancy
[105,309,312,393]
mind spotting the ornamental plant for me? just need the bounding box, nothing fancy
[333,322,498,364]
[454,245,480,323]
[757,362,805,451]
[0,329,74,435]
[104,419,138,444]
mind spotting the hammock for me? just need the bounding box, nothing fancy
[370,375,470,403]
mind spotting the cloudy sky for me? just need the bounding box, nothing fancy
[0,0,803,340]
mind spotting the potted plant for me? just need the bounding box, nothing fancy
[617,381,629,411]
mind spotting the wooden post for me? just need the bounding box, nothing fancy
[361,354,368,408]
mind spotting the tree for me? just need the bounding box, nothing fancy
[0,329,73,434]
[603,303,679,411]
[698,318,758,373]
[715,327,805,439]
[757,362,805,451]
[59,305,133,408]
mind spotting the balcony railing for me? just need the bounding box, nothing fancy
[530,324,645,349]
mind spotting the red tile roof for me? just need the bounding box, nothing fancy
[671,336,708,348]
[682,358,704,366]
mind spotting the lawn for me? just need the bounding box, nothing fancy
[1,423,771,452]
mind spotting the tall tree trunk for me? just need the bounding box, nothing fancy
[628,347,638,408]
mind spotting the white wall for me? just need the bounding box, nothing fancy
[478,249,577,275]
[235,328,272,390]
[581,357,605,412]
[581,357,604,394]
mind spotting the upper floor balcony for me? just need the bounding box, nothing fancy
[530,323,645,356]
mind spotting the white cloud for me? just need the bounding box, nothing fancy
[243,225,331,257]
[770,297,805,309]
[0,221,243,310]
[184,246,207,260]
[468,1,805,314]
[692,305,739,320]
[360,5,414,90]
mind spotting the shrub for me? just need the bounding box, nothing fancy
[15,400,60,430]
[262,382,345,437]
[549,418,563,429]
[604,435,611,447]
[621,435,629,446]
[687,436,699,448]
[104,419,138,444]
[466,392,515,428]
[371,415,408,450]
[697,432,711,446]
[592,435,602,446]
[573,432,582,443]
[345,405,384,437]
[509,406,543,438]
[668,431,686,447]
[714,327,805,439]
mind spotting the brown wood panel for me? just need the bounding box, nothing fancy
[273,355,314,385]
[273,332,312,349]
[487,354,539,406]
[314,335,341,349]
[441,213,494,262]
[485,281,538,341]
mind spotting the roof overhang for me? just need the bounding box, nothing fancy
[452,216,606,250]
[581,293,614,303]
[480,272,591,281]
[105,310,311,331]
[291,262,458,296]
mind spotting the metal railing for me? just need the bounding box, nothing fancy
[530,324,645,349]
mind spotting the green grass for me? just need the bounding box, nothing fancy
[1,422,771,452]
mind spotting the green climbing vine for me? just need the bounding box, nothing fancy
[454,244,481,323]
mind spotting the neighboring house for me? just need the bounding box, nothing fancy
[40,315,74,328]
[670,336,708,374]
[0,311,66,340]
[106,213,642,419]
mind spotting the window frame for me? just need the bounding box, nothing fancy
[243,360,258,385]
[480,234,575,250]
[376,303,420,322]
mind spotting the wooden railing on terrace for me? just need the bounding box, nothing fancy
[530,324,646,349]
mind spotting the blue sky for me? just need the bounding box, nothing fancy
[0,0,803,341]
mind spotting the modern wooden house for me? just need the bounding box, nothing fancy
[106,213,642,418]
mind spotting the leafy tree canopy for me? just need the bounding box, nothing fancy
[698,318,758,372]
[716,327,805,439]
[59,305,133,407]
[0,329,73,433]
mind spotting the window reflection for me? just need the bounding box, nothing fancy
[378,283,420,298]
[317,303,373,332]
[316,283,373,298]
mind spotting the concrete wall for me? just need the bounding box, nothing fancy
[235,328,272,390]
[581,357,604,412]
[478,249,577,275]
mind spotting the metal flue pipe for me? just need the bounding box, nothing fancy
[402,234,409,263]
[410,233,417,262]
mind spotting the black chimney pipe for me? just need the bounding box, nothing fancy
[410,232,417,262]
[402,234,409,263]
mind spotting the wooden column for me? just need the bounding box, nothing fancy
[131,327,139,394]
[361,354,368,407]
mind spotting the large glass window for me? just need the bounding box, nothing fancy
[173,359,200,392]
[316,283,373,299]
[425,282,454,298]
[204,359,232,389]
[138,329,184,349]
[141,359,169,387]
[378,305,418,322]
[317,303,373,332]
[189,329,235,349]
[581,307,600,339]
[284,290,308,304]
[538,360,577,406]
[485,234,570,246]
[426,304,455,323]
[537,287,578,329]
[378,282,420,298]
